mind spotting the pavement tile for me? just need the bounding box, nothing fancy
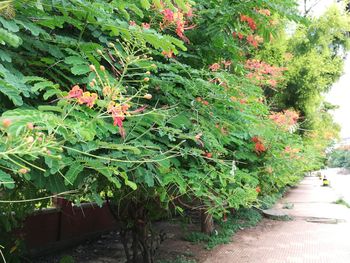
[203,172,350,263]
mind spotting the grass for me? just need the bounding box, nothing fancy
[184,208,262,249]
[282,202,294,209]
[258,186,291,210]
[334,198,350,208]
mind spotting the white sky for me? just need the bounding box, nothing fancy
[299,0,350,139]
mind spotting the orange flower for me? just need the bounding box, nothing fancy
[222,60,232,68]
[2,118,11,128]
[257,9,271,16]
[255,142,266,154]
[77,92,98,108]
[240,14,257,31]
[142,23,150,29]
[107,103,130,138]
[162,50,174,58]
[162,9,174,23]
[67,85,83,99]
[209,63,220,71]
[252,136,266,154]
[251,136,260,143]
[205,152,212,158]
[247,35,258,48]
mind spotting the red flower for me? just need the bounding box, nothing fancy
[77,92,98,108]
[2,118,11,128]
[252,136,266,154]
[247,35,258,48]
[239,99,247,104]
[129,20,137,26]
[67,85,83,99]
[256,186,261,193]
[206,152,212,158]
[240,14,257,31]
[142,23,150,29]
[162,50,174,58]
[162,9,174,23]
[257,9,271,16]
[255,142,266,154]
[251,136,260,143]
[222,60,232,68]
[108,103,130,138]
[209,63,221,71]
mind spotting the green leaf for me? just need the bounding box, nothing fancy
[152,0,162,8]
[0,170,15,189]
[71,64,90,75]
[0,17,19,32]
[16,19,45,36]
[120,172,137,190]
[0,79,23,106]
[32,80,55,92]
[144,171,154,187]
[65,56,86,65]
[0,49,11,62]
[91,193,104,207]
[140,0,151,10]
[78,123,96,141]
[0,28,22,47]
[65,163,84,185]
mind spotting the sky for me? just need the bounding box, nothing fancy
[299,0,350,139]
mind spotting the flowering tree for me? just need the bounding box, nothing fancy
[0,0,346,262]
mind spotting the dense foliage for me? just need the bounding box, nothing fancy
[328,145,350,169]
[0,0,348,262]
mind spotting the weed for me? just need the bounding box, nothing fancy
[334,198,350,208]
[282,203,294,209]
[184,208,262,249]
[59,255,75,263]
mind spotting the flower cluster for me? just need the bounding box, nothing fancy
[162,50,174,58]
[247,35,263,48]
[159,4,194,43]
[66,63,139,138]
[257,9,271,16]
[67,85,98,108]
[283,146,300,159]
[233,32,264,48]
[230,96,248,105]
[240,14,257,31]
[245,59,287,88]
[269,110,299,131]
[107,102,130,138]
[209,60,232,72]
[252,136,266,155]
[196,97,209,106]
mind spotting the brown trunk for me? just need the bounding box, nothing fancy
[200,210,214,235]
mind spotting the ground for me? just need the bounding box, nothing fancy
[203,168,350,263]
[35,168,350,263]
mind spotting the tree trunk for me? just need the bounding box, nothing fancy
[200,210,214,235]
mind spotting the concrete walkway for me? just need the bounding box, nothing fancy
[204,172,350,263]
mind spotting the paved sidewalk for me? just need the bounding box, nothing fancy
[203,174,350,263]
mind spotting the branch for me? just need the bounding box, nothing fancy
[304,0,322,16]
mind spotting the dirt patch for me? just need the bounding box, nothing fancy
[32,219,214,263]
